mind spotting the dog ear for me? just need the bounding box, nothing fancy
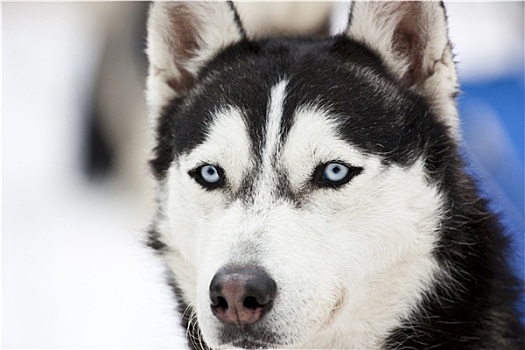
[146,2,245,115]
[346,2,460,138]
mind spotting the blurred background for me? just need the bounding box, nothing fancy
[2,2,523,348]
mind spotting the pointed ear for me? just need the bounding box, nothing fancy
[146,1,245,115]
[346,2,460,138]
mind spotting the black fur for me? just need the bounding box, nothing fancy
[146,228,167,252]
[151,35,450,192]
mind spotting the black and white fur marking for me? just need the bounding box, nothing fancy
[145,2,524,349]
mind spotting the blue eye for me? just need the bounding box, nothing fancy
[189,164,224,189]
[313,162,363,188]
[201,165,220,184]
[323,163,349,182]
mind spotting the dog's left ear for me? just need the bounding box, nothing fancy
[146,2,245,116]
[346,2,460,137]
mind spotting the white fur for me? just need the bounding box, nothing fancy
[161,106,253,307]
[158,98,444,348]
[252,80,288,208]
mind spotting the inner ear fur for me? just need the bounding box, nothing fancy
[146,2,244,115]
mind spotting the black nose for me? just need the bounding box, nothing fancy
[209,265,277,325]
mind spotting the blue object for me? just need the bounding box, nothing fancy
[459,71,524,286]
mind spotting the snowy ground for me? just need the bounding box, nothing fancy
[2,2,523,348]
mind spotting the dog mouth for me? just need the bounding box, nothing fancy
[212,291,347,349]
[216,323,281,349]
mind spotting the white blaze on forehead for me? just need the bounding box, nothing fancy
[252,80,288,204]
[182,106,252,189]
[263,80,288,168]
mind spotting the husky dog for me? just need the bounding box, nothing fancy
[145,2,524,349]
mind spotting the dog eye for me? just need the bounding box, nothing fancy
[189,164,224,189]
[313,162,363,188]
[324,163,348,182]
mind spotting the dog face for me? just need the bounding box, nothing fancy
[147,2,459,348]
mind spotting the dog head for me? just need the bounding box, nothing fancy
[146,2,459,348]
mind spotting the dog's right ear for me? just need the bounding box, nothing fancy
[146,2,245,115]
